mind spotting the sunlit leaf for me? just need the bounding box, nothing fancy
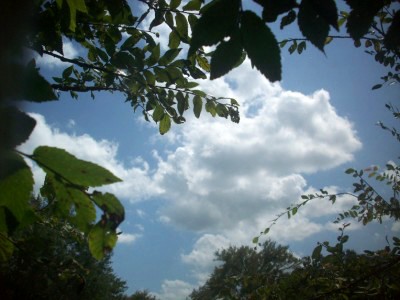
[33,146,121,187]
[88,223,118,260]
[159,114,171,135]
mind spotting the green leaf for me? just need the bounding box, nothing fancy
[66,0,88,32]
[0,152,34,223]
[196,55,210,72]
[188,0,241,56]
[193,95,202,118]
[158,48,182,66]
[176,91,187,115]
[298,0,330,52]
[153,104,165,122]
[169,31,181,49]
[143,70,156,85]
[88,223,118,260]
[145,44,161,66]
[345,168,355,174]
[91,192,125,226]
[252,236,259,244]
[33,146,121,187]
[165,11,174,27]
[0,106,36,149]
[170,0,181,10]
[292,207,298,216]
[205,101,217,117]
[175,12,188,39]
[150,10,165,30]
[183,0,201,11]
[241,11,281,82]
[159,114,171,135]
[210,31,243,79]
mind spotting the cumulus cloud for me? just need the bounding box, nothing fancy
[118,232,142,245]
[18,113,162,202]
[154,60,361,238]
[154,280,194,300]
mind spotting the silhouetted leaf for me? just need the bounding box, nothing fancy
[210,31,243,79]
[345,0,385,40]
[384,11,400,51]
[193,95,202,118]
[298,0,330,52]
[241,11,281,82]
[253,0,297,22]
[188,0,241,56]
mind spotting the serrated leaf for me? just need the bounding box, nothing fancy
[241,11,281,82]
[188,0,241,56]
[159,114,171,135]
[298,0,330,52]
[310,0,339,30]
[88,223,118,260]
[210,31,243,79]
[33,146,121,187]
[158,48,182,66]
[193,95,202,118]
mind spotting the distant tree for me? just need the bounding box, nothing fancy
[190,240,298,299]
[0,197,127,300]
[124,289,159,300]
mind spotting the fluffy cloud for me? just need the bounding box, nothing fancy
[154,60,361,239]
[118,232,142,245]
[18,113,162,202]
[154,280,195,300]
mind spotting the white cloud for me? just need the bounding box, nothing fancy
[118,232,142,245]
[154,280,194,300]
[36,41,79,68]
[18,113,162,203]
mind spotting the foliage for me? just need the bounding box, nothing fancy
[0,197,127,300]
[189,240,298,300]
[123,290,159,300]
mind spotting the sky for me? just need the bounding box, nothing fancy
[19,1,400,298]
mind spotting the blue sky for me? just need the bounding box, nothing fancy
[20,1,399,298]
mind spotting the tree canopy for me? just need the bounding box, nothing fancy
[0,1,399,297]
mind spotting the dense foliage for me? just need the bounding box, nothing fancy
[190,240,298,299]
[0,197,127,300]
